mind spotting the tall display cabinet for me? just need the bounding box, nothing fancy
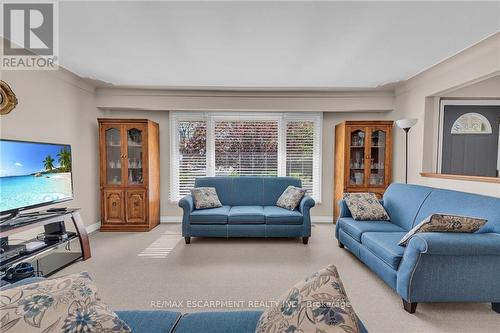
[334,121,393,220]
[98,118,160,231]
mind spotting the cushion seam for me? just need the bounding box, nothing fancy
[410,190,433,228]
[362,240,402,270]
[169,313,183,333]
[363,237,404,259]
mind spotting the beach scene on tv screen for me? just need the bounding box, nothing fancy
[0,141,73,212]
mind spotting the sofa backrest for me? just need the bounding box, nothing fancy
[194,176,302,206]
[413,188,500,233]
[383,183,433,230]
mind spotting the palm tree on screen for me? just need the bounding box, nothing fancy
[57,148,71,172]
[44,155,55,171]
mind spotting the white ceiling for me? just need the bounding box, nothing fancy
[58,1,500,89]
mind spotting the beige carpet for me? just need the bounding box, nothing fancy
[57,224,499,333]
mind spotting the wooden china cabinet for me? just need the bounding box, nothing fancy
[334,121,393,220]
[98,119,160,231]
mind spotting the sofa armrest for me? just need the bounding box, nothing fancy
[178,195,194,213]
[337,199,352,218]
[299,195,315,214]
[397,232,500,302]
[179,195,194,237]
[406,232,500,256]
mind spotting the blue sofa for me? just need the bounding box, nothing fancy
[335,183,500,314]
[179,176,315,244]
[2,278,368,333]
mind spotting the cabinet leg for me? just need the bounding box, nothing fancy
[492,303,500,313]
[338,240,344,248]
[302,237,309,244]
[402,299,417,314]
[184,237,191,244]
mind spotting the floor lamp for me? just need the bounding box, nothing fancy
[396,118,418,184]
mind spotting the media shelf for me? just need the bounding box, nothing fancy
[0,209,91,282]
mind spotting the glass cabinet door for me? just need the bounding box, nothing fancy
[369,129,387,186]
[104,126,123,185]
[349,128,366,186]
[126,125,146,185]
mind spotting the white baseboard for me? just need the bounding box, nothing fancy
[311,216,334,223]
[86,222,101,234]
[159,216,333,224]
[161,216,182,223]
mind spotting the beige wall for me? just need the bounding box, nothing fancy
[2,32,498,229]
[0,68,101,227]
[392,33,500,198]
[99,109,392,221]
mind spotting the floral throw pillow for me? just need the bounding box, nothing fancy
[343,192,389,221]
[0,272,130,333]
[398,213,487,246]
[256,264,360,333]
[191,187,222,209]
[276,186,307,211]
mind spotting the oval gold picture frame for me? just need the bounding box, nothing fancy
[0,80,18,115]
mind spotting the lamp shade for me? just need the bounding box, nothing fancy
[396,118,418,129]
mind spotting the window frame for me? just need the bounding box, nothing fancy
[170,111,322,203]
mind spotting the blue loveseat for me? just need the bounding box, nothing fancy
[179,176,315,244]
[335,183,500,314]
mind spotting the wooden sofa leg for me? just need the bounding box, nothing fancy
[338,240,344,248]
[302,237,309,244]
[184,237,191,244]
[492,303,500,313]
[402,299,417,313]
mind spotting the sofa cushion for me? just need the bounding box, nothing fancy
[398,213,487,246]
[191,187,222,209]
[382,183,434,230]
[0,272,130,333]
[413,188,500,233]
[116,311,181,333]
[344,192,389,220]
[263,206,303,225]
[276,186,306,210]
[228,206,265,224]
[361,232,407,270]
[256,264,362,333]
[190,206,231,224]
[174,311,262,333]
[337,217,405,242]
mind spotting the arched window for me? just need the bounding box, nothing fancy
[451,112,492,134]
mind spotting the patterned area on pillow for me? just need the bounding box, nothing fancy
[191,187,222,209]
[344,192,389,220]
[398,213,487,246]
[276,186,307,210]
[0,271,130,333]
[256,264,360,333]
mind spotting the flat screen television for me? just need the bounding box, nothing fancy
[0,139,73,215]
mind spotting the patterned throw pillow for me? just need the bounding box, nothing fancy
[256,264,360,333]
[276,186,307,210]
[191,187,222,209]
[398,213,487,246]
[0,272,130,333]
[343,192,389,221]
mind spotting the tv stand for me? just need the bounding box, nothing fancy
[0,209,91,281]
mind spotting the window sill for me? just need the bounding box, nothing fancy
[420,173,500,184]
